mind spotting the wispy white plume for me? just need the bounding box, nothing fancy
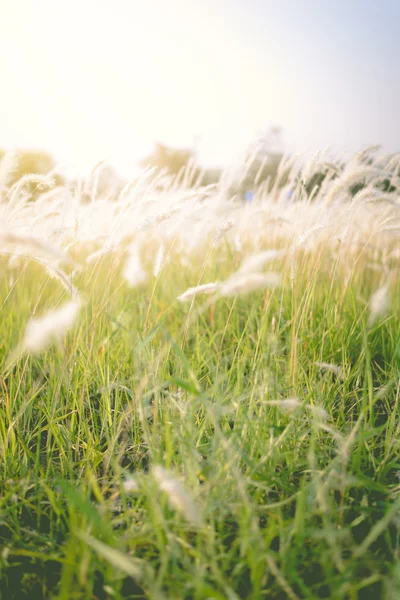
[178,282,221,302]
[368,282,391,326]
[8,174,55,205]
[213,219,234,248]
[263,398,301,412]
[355,145,382,161]
[19,298,81,355]
[138,209,179,233]
[234,234,243,252]
[239,249,284,274]
[122,475,139,493]
[306,404,329,421]
[153,244,165,277]
[264,398,329,420]
[153,466,202,527]
[314,362,344,380]
[35,258,79,298]
[220,272,281,297]
[296,224,328,248]
[0,231,70,264]
[326,166,382,204]
[123,243,147,288]
[86,245,116,264]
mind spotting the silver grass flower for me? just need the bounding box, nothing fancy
[238,249,284,274]
[123,243,147,288]
[153,244,165,277]
[368,282,391,327]
[177,282,221,302]
[20,298,81,355]
[213,219,234,248]
[314,362,344,380]
[153,466,202,527]
[220,272,281,297]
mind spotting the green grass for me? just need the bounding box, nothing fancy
[1,240,399,600]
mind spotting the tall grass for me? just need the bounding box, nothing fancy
[0,147,399,599]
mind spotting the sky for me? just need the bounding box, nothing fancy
[0,0,399,176]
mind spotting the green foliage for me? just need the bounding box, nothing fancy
[0,247,399,599]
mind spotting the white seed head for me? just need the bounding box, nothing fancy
[239,249,283,274]
[368,282,390,326]
[314,362,344,380]
[177,282,221,302]
[220,272,281,297]
[305,404,329,421]
[122,475,139,493]
[213,219,234,248]
[264,398,301,412]
[153,466,202,527]
[153,244,165,277]
[20,298,81,355]
[123,243,147,288]
[0,231,70,264]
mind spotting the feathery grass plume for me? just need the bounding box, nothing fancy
[295,224,328,248]
[117,175,142,203]
[300,150,323,185]
[368,281,391,327]
[19,298,81,355]
[0,231,70,264]
[355,145,382,161]
[380,225,400,233]
[122,475,139,493]
[138,208,179,233]
[220,272,281,297]
[365,192,400,209]
[264,398,328,420]
[213,219,234,248]
[34,258,79,298]
[8,174,55,205]
[153,466,202,527]
[238,249,284,274]
[117,166,159,202]
[86,245,116,264]
[85,160,107,202]
[153,244,165,277]
[314,362,344,380]
[306,404,329,421]
[326,166,382,204]
[123,243,147,288]
[177,282,221,302]
[263,398,301,413]
[234,233,243,252]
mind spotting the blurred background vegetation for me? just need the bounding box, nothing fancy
[2,128,399,204]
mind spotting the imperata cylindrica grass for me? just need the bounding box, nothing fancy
[153,466,202,527]
[220,271,281,296]
[123,242,147,287]
[18,298,81,355]
[177,282,221,302]
[1,144,399,598]
[368,281,391,326]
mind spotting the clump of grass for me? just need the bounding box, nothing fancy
[0,148,399,599]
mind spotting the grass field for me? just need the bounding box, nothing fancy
[1,148,400,599]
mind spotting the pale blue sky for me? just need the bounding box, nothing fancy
[223,0,400,153]
[0,0,398,174]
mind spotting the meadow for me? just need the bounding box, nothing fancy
[0,147,399,599]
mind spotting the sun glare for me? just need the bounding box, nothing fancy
[0,0,278,175]
[0,0,398,176]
